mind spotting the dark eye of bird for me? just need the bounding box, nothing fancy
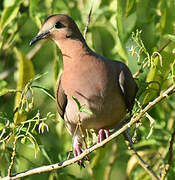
[55,21,65,29]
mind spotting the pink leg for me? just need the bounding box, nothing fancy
[97,129,109,143]
[73,142,89,167]
[73,142,84,157]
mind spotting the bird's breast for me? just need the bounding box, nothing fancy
[62,58,109,100]
[61,58,126,131]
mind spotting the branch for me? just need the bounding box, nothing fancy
[124,129,159,180]
[83,1,93,39]
[2,84,175,180]
[160,129,175,180]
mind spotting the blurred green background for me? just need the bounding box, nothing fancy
[0,0,175,179]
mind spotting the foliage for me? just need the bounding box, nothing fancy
[0,0,175,179]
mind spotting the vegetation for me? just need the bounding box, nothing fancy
[0,0,175,179]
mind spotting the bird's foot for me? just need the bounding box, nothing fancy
[97,129,109,143]
[73,142,89,167]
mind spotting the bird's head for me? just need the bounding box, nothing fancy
[30,14,85,46]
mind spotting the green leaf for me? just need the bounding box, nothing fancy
[0,112,9,121]
[32,85,55,101]
[26,132,40,158]
[167,34,175,42]
[0,123,5,131]
[125,0,136,17]
[116,0,125,41]
[0,80,7,88]
[41,147,52,164]
[123,12,137,35]
[136,0,150,23]
[21,136,27,144]
[91,27,103,55]
[72,96,93,115]
[127,150,155,177]
[72,96,81,110]
[32,72,48,81]
[0,88,16,96]
[172,62,175,83]
[91,26,116,58]
[80,106,93,115]
[143,48,175,104]
[29,0,39,18]
[29,0,42,28]
[14,47,35,124]
[115,0,128,63]
[3,0,16,7]
[0,0,23,34]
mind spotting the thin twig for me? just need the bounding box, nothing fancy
[2,83,175,180]
[133,61,148,78]
[8,137,18,176]
[83,1,93,39]
[160,129,175,180]
[0,133,12,143]
[0,120,10,140]
[124,129,159,180]
[156,40,172,55]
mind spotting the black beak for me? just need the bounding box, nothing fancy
[29,30,50,46]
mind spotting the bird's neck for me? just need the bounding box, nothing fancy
[55,38,91,68]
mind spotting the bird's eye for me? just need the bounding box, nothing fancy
[55,21,65,29]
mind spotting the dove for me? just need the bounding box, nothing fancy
[30,14,138,164]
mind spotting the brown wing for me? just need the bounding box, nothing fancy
[118,64,138,113]
[56,74,67,119]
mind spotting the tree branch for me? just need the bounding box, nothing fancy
[160,129,175,180]
[124,129,159,180]
[2,83,175,180]
[83,1,93,39]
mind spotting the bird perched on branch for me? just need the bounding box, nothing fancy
[30,14,138,165]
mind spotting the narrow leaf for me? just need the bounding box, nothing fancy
[167,34,175,42]
[32,85,55,101]
[0,0,23,34]
[0,123,5,131]
[29,0,41,28]
[116,0,125,41]
[72,96,81,110]
[125,0,136,16]
[0,88,16,96]
[172,62,175,83]
[26,131,40,158]
[14,47,35,124]
[80,106,93,115]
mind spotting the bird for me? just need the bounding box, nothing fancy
[30,14,138,164]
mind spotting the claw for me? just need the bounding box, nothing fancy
[73,142,84,157]
[73,142,89,167]
[97,129,109,143]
